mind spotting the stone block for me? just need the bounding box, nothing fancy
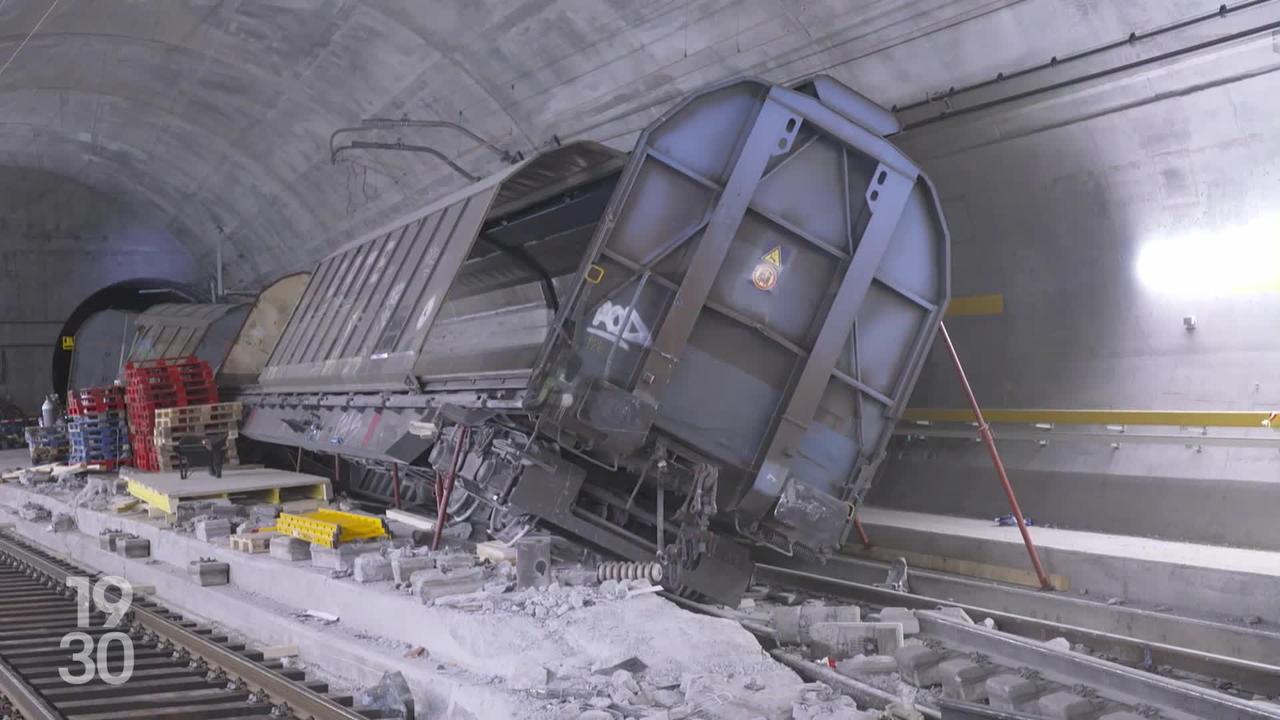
[391,555,435,584]
[248,503,280,520]
[807,621,904,658]
[937,658,997,702]
[411,566,486,602]
[434,551,478,572]
[195,517,231,542]
[835,654,898,677]
[310,542,383,571]
[773,603,862,644]
[894,645,945,686]
[1042,637,1071,652]
[936,606,974,623]
[986,674,1042,712]
[877,607,920,635]
[117,538,151,559]
[269,535,311,561]
[353,553,393,583]
[1036,691,1094,720]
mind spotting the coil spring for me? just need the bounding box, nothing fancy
[597,561,664,584]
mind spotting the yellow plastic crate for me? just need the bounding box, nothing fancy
[274,509,388,548]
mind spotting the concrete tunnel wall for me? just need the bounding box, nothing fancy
[1,0,1277,541]
[0,167,195,414]
[6,0,1214,411]
[869,49,1280,550]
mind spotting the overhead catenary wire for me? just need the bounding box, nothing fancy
[0,0,60,83]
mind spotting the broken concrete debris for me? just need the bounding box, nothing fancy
[808,621,906,658]
[302,609,340,624]
[391,553,434,583]
[269,534,311,561]
[353,552,394,583]
[311,540,384,571]
[411,566,486,602]
[49,512,75,532]
[2,472,902,720]
[876,606,921,635]
[836,654,898,677]
[773,602,863,644]
[354,671,414,719]
[17,502,50,522]
[194,517,231,542]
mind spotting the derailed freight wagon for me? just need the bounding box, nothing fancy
[242,75,950,602]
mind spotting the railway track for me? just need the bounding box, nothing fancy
[0,530,368,720]
[675,558,1280,720]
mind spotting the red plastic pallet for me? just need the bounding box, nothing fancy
[125,356,204,371]
[124,356,220,464]
[68,386,126,417]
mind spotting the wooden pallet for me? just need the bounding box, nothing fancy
[152,444,241,473]
[154,402,242,422]
[152,403,243,447]
[122,467,332,515]
[153,426,240,444]
[229,531,277,554]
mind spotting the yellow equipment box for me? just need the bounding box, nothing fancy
[274,508,388,548]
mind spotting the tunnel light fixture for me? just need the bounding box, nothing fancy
[1137,218,1280,295]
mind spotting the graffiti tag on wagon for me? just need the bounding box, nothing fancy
[587,300,653,351]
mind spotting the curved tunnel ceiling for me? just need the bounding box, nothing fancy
[0,0,1215,290]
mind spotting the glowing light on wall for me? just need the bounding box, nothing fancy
[1136,218,1280,295]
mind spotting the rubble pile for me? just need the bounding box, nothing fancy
[0,461,902,720]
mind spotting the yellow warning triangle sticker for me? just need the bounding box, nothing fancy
[762,246,782,267]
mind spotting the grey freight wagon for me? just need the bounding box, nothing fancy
[241,75,950,601]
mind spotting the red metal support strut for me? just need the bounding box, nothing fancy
[939,322,1054,591]
[431,425,470,551]
[853,513,872,549]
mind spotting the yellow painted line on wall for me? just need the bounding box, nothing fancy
[945,293,1004,317]
[902,408,1279,429]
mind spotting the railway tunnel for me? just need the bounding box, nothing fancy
[2,2,1280,719]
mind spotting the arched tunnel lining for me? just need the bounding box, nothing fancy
[53,279,202,399]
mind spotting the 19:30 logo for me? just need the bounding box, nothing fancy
[61,577,135,685]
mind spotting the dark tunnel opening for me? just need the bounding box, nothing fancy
[52,279,202,400]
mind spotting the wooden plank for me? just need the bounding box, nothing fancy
[121,467,330,495]
[845,545,1070,591]
[385,508,437,532]
[475,540,517,563]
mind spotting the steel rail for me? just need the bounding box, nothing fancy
[0,531,365,720]
[754,563,1280,698]
[675,568,1280,719]
[0,651,61,720]
[917,610,1280,720]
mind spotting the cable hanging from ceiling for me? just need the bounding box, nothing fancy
[329,117,523,182]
